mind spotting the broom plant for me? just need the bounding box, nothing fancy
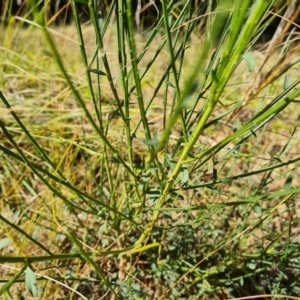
[1,0,300,298]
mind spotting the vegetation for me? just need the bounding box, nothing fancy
[1,0,300,299]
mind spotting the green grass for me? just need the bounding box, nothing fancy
[1,0,300,299]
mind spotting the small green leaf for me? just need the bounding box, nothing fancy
[240,277,244,287]
[178,165,189,185]
[247,262,256,270]
[42,49,52,57]
[284,75,289,90]
[165,154,176,170]
[143,134,158,146]
[284,174,293,190]
[140,172,150,183]
[88,69,106,76]
[170,192,184,201]
[0,238,12,250]
[211,69,219,83]
[109,109,121,119]
[25,266,37,297]
[163,212,173,220]
[253,204,262,215]
[206,186,220,195]
[168,244,176,250]
[234,119,239,132]
[146,189,161,198]
[243,52,256,72]
[110,157,121,164]
[97,11,103,29]
[13,210,20,222]
[273,156,282,162]
[176,136,185,145]
[166,81,175,88]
